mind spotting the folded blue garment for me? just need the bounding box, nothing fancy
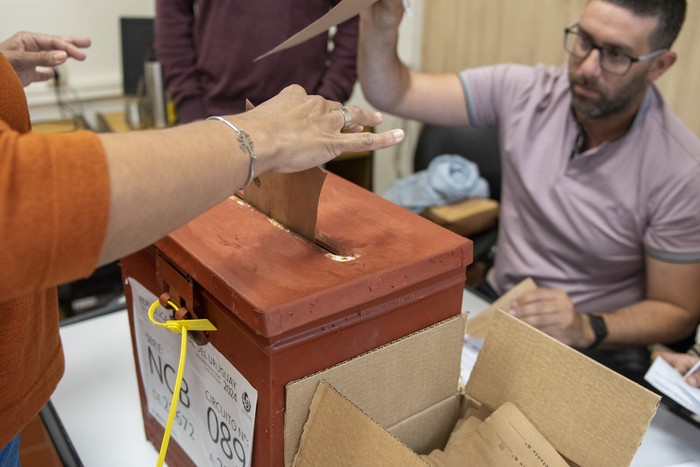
[383,154,490,213]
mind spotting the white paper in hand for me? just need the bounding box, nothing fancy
[644,357,700,416]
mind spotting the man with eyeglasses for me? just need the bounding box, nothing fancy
[359,0,700,382]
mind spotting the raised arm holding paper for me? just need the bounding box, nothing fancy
[358,0,700,382]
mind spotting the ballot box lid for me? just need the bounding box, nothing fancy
[155,172,473,338]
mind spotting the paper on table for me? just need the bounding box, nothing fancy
[255,0,378,62]
[644,357,700,416]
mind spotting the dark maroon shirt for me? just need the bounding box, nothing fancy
[155,0,359,122]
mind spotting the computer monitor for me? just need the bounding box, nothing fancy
[120,17,154,96]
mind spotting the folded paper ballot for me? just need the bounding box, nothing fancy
[238,100,327,243]
[421,401,569,467]
[241,169,326,242]
[255,0,379,61]
[466,278,537,339]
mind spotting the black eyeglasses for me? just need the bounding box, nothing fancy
[563,23,667,76]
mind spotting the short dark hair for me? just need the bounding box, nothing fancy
[600,0,686,49]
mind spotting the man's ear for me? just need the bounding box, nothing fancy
[648,50,677,82]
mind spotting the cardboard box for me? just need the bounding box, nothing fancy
[287,311,661,467]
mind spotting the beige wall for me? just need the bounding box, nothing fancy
[421,0,700,135]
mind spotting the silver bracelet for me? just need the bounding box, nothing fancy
[207,115,257,188]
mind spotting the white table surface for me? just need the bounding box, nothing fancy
[51,294,700,467]
[52,309,162,467]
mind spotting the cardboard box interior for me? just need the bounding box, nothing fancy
[284,314,466,465]
[287,311,661,467]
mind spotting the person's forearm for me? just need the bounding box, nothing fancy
[357,8,469,126]
[95,87,404,266]
[600,299,698,348]
[97,119,249,266]
[358,12,411,113]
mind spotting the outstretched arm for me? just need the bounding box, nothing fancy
[97,87,404,265]
[1,30,405,303]
[357,0,468,125]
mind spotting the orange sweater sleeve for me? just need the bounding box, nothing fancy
[0,57,110,302]
[0,50,111,448]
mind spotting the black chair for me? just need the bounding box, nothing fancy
[57,261,124,317]
[413,124,501,265]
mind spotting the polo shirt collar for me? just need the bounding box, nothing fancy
[568,86,653,159]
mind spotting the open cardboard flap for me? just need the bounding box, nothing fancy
[289,309,661,466]
[294,383,573,467]
[293,382,429,467]
[284,314,467,466]
[466,310,660,466]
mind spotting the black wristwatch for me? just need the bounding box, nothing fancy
[586,314,608,349]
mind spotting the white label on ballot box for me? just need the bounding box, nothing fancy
[129,278,257,467]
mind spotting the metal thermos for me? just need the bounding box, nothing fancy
[144,58,167,129]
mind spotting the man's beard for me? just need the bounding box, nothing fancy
[569,71,647,119]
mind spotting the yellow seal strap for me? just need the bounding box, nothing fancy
[147,299,217,467]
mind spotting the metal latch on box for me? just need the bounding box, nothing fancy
[155,253,210,345]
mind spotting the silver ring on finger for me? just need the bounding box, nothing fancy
[336,106,352,130]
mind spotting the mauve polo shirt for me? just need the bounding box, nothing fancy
[460,63,700,313]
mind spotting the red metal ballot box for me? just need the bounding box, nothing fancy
[121,172,472,466]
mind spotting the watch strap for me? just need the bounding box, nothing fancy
[586,314,608,349]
